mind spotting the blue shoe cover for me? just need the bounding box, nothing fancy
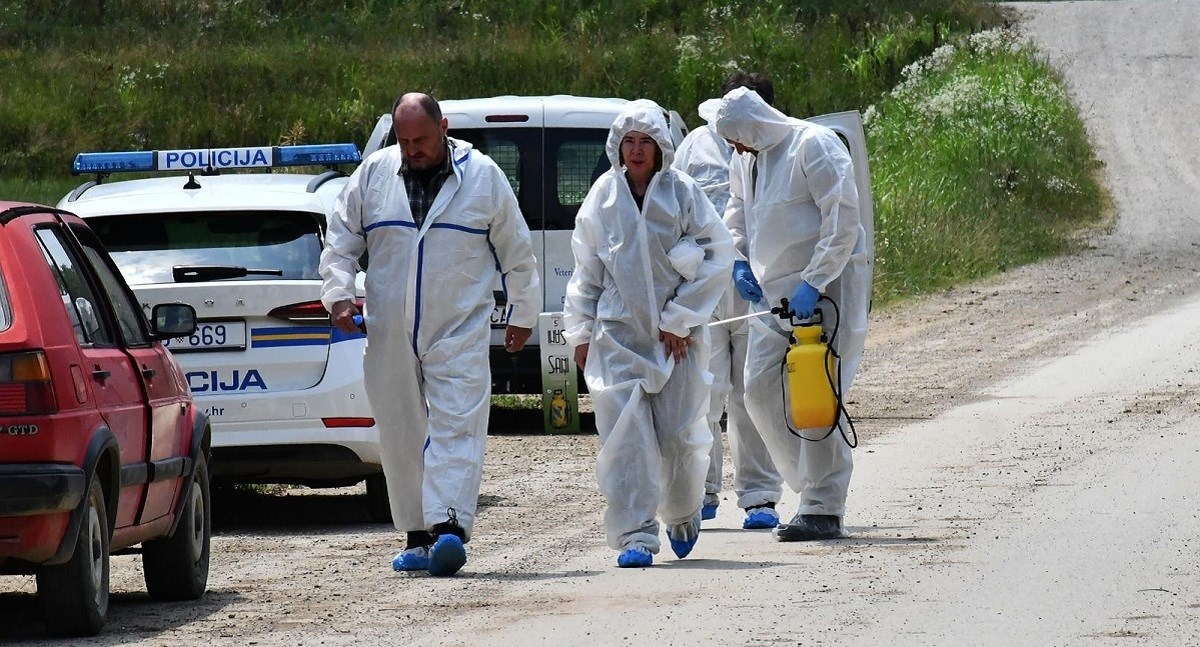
[669,534,699,559]
[743,507,780,530]
[617,546,652,568]
[701,503,718,521]
[427,534,467,577]
[667,514,701,559]
[392,546,430,571]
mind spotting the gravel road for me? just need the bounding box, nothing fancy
[3,2,1199,645]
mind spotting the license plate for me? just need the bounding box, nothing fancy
[490,304,510,330]
[163,321,246,352]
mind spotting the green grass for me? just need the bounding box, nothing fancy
[865,28,1107,305]
[0,176,84,206]
[491,395,542,410]
[0,1,1107,318]
[0,0,997,181]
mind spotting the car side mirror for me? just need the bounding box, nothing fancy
[151,303,197,340]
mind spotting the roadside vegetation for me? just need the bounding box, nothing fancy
[0,0,1103,306]
[866,27,1107,304]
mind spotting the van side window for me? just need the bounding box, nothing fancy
[480,137,521,194]
[557,140,608,208]
[451,126,610,232]
[546,129,609,231]
[452,128,536,230]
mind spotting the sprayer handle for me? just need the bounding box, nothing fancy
[772,297,826,326]
[772,298,794,319]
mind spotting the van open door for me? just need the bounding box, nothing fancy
[809,111,874,305]
[363,114,392,159]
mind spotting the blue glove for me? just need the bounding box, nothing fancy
[789,281,820,318]
[732,260,763,303]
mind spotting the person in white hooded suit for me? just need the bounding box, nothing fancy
[714,87,871,542]
[672,71,785,532]
[564,100,733,568]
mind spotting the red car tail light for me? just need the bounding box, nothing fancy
[268,298,365,324]
[0,351,58,415]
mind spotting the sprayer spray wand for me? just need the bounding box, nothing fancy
[707,298,798,327]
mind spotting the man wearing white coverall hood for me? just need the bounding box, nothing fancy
[320,93,539,576]
[563,100,733,567]
[715,87,871,541]
[672,74,785,532]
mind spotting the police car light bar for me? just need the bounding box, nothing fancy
[72,143,361,175]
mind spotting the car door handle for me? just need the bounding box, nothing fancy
[141,367,157,379]
[92,368,111,381]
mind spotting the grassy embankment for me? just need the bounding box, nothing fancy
[865,28,1106,303]
[0,0,1103,307]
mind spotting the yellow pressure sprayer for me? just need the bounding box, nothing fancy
[785,314,837,429]
[707,296,858,447]
[775,296,857,448]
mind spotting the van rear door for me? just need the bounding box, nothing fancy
[441,100,547,348]
[810,111,875,297]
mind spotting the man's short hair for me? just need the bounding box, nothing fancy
[722,71,774,106]
[392,93,443,121]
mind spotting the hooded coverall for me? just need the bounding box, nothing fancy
[715,88,871,521]
[563,100,733,553]
[672,99,784,513]
[319,137,540,539]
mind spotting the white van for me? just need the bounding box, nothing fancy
[363,98,874,394]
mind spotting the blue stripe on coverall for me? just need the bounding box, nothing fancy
[411,223,490,355]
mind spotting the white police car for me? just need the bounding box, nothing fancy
[58,144,391,521]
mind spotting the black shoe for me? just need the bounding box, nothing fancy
[774,514,843,542]
[430,508,467,543]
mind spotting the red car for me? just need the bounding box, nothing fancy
[0,202,210,636]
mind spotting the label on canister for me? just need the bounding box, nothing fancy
[538,312,580,434]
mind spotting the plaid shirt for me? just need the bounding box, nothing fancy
[399,140,455,227]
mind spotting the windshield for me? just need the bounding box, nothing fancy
[88,210,323,284]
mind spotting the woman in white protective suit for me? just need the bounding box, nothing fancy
[714,87,871,542]
[563,100,733,568]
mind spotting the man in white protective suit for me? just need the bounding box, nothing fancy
[563,100,733,568]
[672,71,785,531]
[715,87,871,541]
[320,93,540,576]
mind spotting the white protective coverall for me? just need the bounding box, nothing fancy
[672,99,783,511]
[319,137,539,538]
[715,87,871,519]
[563,100,733,553]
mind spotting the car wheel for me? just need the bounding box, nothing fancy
[36,472,109,637]
[366,473,392,523]
[142,453,211,600]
